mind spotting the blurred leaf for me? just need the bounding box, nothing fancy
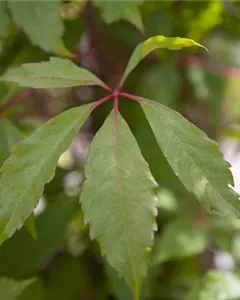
[0,2,9,38]
[186,272,240,300]
[140,98,240,217]
[121,35,207,84]
[152,218,207,264]
[138,62,180,108]
[0,103,93,245]
[0,196,78,277]
[94,0,144,33]
[156,188,179,213]
[187,1,223,41]
[80,111,157,299]
[0,277,36,300]
[0,119,24,168]
[46,257,84,300]
[0,84,23,106]
[7,1,68,55]
[17,279,46,300]
[1,57,106,89]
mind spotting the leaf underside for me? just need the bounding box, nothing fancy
[1,57,105,89]
[0,103,93,245]
[80,111,157,299]
[140,98,240,217]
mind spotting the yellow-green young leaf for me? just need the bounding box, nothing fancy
[140,98,240,217]
[121,35,207,84]
[80,111,157,299]
[7,1,67,55]
[0,103,93,245]
[186,272,240,300]
[93,1,144,33]
[0,277,35,300]
[0,2,9,38]
[0,119,24,168]
[1,57,106,89]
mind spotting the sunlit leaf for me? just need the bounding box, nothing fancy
[1,57,106,89]
[121,35,207,84]
[0,103,93,245]
[80,111,157,299]
[140,98,240,217]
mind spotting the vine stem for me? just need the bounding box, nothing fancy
[0,88,36,116]
[119,92,141,102]
[94,94,113,108]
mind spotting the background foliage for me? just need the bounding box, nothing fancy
[1,1,240,299]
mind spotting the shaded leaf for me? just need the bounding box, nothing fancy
[8,1,68,55]
[0,2,9,38]
[0,119,24,168]
[1,57,106,89]
[152,218,207,264]
[121,35,206,84]
[94,1,144,32]
[0,196,78,277]
[80,111,157,299]
[17,279,46,300]
[47,257,84,300]
[0,103,93,245]
[0,277,35,300]
[187,271,240,300]
[24,213,37,240]
[140,98,240,217]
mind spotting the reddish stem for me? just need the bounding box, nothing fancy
[94,94,113,108]
[0,88,36,116]
[114,94,119,118]
[119,92,140,102]
[102,84,113,92]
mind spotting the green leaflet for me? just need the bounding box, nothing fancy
[7,1,68,55]
[1,57,106,89]
[140,98,240,217]
[186,271,240,300]
[0,119,24,168]
[152,218,207,265]
[24,213,37,240]
[0,2,9,38]
[0,103,93,245]
[0,277,35,300]
[93,1,144,32]
[80,111,157,299]
[121,35,207,84]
